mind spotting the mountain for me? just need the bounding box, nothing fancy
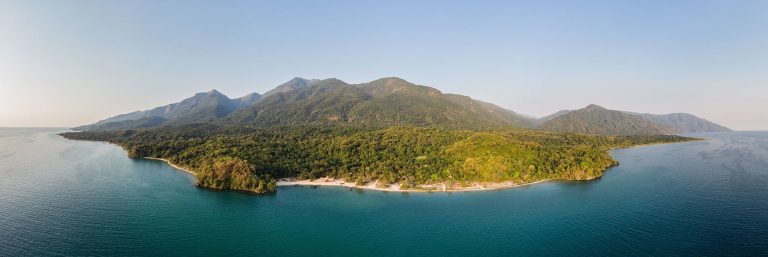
[78,116,168,131]
[76,77,535,131]
[443,95,534,128]
[76,90,256,131]
[538,104,677,135]
[76,77,729,134]
[638,113,732,132]
[224,77,536,128]
[260,77,319,99]
[536,106,731,134]
[234,93,262,107]
[535,110,571,125]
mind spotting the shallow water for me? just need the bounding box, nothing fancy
[1,128,766,256]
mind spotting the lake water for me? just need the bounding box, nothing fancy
[1,128,767,256]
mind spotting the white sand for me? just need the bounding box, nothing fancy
[276,177,553,193]
[144,157,197,175]
[145,158,555,193]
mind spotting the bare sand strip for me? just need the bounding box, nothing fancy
[142,158,555,193]
[276,177,553,193]
[144,157,197,176]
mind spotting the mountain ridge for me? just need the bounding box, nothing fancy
[224,77,535,128]
[534,106,732,134]
[538,104,678,135]
[75,78,731,134]
[636,113,732,133]
[77,77,536,130]
[75,89,253,131]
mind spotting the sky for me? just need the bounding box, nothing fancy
[0,0,766,130]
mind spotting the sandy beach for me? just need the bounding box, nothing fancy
[276,177,554,193]
[145,157,562,193]
[144,157,197,176]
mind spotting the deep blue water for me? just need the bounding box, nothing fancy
[1,128,767,256]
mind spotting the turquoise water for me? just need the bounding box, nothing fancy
[1,128,767,256]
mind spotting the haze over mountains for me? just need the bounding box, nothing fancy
[537,105,732,135]
[636,113,732,133]
[538,104,679,135]
[76,77,731,135]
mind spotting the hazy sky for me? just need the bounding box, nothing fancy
[1,0,766,130]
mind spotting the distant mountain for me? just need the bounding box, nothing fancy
[536,105,732,135]
[79,116,168,131]
[234,93,262,107]
[260,77,319,99]
[538,104,677,135]
[226,77,535,128]
[535,110,571,125]
[638,113,731,133]
[76,90,257,131]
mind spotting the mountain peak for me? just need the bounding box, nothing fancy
[289,77,308,83]
[318,78,346,84]
[371,77,412,85]
[235,92,262,107]
[584,104,606,110]
[193,89,225,98]
[262,78,314,98]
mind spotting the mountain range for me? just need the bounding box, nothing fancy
[537,105,731,135]
[538,104,678,135]
[76,77,731,135]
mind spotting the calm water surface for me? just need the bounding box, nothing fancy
[1,128,767,256]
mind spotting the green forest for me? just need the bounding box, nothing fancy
[61,124,695,193]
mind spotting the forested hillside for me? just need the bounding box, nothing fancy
[223,77,535,128]
[539,105,677,135]
[76,77,535,131]
[61,125,694,193]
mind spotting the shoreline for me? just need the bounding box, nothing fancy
[608,136,705,151]
[142,140,699,193]
[276,177,555,193]
[139,156,560,193]
[139,155,564,193]
[143,157,197,176]
[61,132,702,194]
